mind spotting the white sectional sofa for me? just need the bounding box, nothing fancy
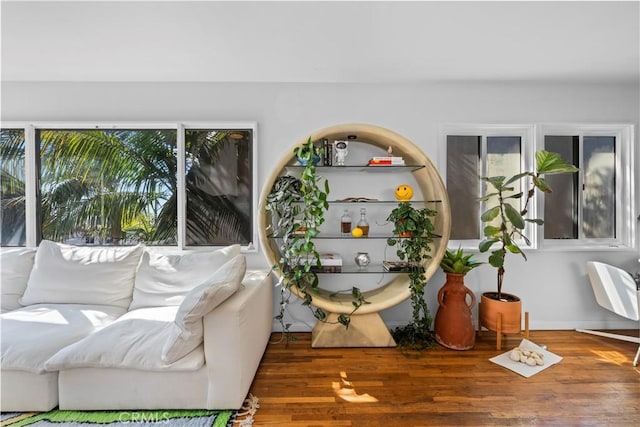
[0,241,272,411]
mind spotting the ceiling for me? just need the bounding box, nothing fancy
[1,1,639,84]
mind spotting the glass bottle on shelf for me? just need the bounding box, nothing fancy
[340,209,352,235]
[357,208,370,237]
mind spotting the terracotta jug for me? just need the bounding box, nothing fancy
[434,273,476,350]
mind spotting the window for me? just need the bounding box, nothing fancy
[183,128,254,246]
[0,123,258,250]
[37,128,178,245]
[541,124,634,249]
[443,125,534,245]
[0,128,26,246]
[444,124,635,250]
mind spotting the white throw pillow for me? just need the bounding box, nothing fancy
[0,248,36,312]
[19,240,144,309]
[130,244,241,310]
[44,307,204,372]
[162,254,246,363]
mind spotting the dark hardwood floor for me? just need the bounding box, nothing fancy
[248,330,639,426]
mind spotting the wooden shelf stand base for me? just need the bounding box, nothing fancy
[311,312,397,348]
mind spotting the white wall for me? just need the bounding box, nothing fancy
[2,80,638,330]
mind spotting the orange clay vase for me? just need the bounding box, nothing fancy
[434,273,476,350]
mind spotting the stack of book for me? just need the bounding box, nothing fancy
[299,252,343,273]
[315,252,342,273]
[382,260,419,272]
[367,156,405,166]
[321,139,333,166]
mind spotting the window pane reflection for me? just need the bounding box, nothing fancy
[486,136,521,230]
[0,129,26,246]
[185,129,253,246]
[544,136,579,239]
[447,136,481,240]
[583,136,615,238]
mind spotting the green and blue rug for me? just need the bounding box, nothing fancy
[1,395,258,427]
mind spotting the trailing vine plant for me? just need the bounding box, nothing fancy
[265,174,303,342]
[265,137,368,342]
[386,202,438,349]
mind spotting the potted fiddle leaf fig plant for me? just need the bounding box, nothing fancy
[478,150,578,335]
[386,196,438,349]
[434,248,482,350]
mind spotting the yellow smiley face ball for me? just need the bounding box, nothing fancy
[395,185,414,201]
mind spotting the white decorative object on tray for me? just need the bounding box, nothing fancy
[489,338,562,378]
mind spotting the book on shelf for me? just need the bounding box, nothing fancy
[336,197,379,202]
[382,260,419,272]
[371,156,404,161]
[368,156,405,166]
[298,252,342,273]
[321,138,332,166]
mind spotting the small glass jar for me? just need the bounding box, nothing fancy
[357,208,369,237]
[355,252,371,270]
[340,209,352,235]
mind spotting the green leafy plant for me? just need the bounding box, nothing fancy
[330,287,371,328]
[295,142,321,166]
[386,202,438,349]
[479,150,578,300]
[265,137,368,342]
[440,247,483,275]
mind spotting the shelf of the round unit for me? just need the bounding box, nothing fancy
[267,233,442,240]
[285,164,427,173]
[314,265,424,274]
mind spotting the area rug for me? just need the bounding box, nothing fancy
[1,394,259,427]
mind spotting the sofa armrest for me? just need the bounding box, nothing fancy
[202,269,272,408]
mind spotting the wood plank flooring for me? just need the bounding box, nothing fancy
[248,330,639,426]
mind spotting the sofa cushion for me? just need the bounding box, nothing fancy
[0,248,36,312]
[19,240,144,309]
[130,244,241,310]
[45,307,204,372]
[1,304,126,374]
[162,254,246,363]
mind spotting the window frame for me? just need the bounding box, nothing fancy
[441,123,635,252]
[538,123,635,251]
[1,121,259,252]
[440,124,536,251]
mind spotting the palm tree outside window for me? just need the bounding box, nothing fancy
[0,124,256,248]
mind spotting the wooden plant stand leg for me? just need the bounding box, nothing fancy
[496,312,503,350]
[496,311,530,350]
[478,304,530,350]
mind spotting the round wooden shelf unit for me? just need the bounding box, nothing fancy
[258,123,451,347]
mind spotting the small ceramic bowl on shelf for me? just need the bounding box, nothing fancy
[296,154,321,166]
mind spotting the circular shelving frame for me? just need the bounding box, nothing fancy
[258,123,451,346]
